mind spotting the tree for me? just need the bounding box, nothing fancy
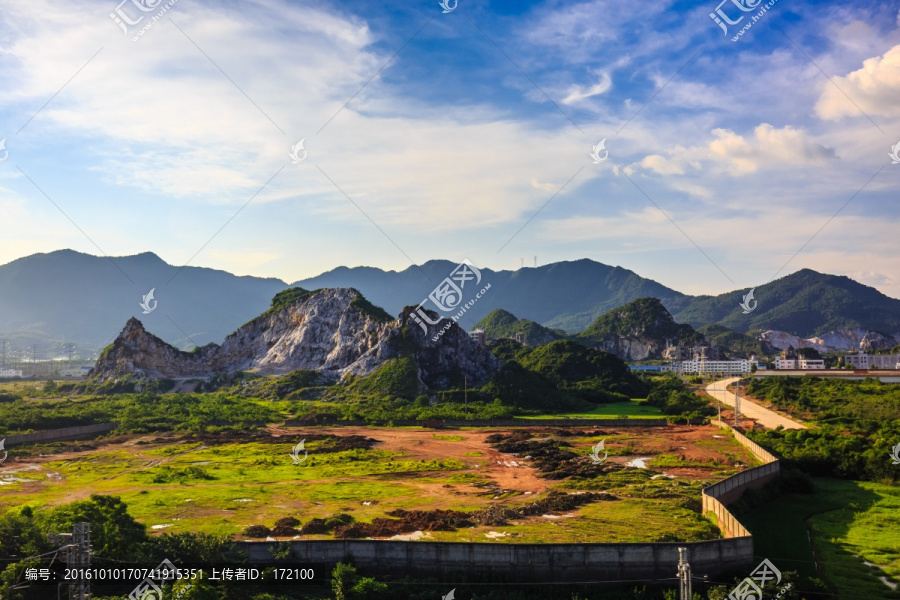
[331,562,388,600]
[41,495,147,559]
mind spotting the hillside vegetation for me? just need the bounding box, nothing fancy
[475,309,565,345]
[576,297,703,345]
[745,377,900,482]
[674,269,900,337]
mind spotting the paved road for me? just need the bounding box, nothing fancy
[705,377,806,430]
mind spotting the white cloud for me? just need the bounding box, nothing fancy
[815,44,900,120]
[0,0,590,232]
[632,124,836,176]
[561,72,612,105]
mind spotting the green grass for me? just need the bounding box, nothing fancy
[2,427,761,545]
[423,496,719,543]
[516,399,662,419]
[742,478,900,599]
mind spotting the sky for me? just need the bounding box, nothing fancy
[0,0,899,298]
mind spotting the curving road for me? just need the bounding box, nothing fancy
[705,377,806,430]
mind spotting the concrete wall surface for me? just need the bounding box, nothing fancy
[240,538,754,582]
[4,422,118,446]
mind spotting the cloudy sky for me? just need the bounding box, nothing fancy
[1,0,899,297]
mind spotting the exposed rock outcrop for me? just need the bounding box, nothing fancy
[90,288,501,388]
[760,328,897,352]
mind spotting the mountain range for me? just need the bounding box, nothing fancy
[89,286,648,413]
[1,250,899,357]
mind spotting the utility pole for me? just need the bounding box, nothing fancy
[464,376,468,419]
[734,376,741,429]
[70,522,91,600]
[533,256,537,268]
[677,547,692,600]
[0,339,6,369]
[52,522,91,600]
[520,257,525,269]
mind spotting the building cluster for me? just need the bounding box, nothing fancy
[0,368,23,378]
[842,351,900,370]
[775,348,900,370]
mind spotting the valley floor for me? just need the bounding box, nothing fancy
[0,424,754,544]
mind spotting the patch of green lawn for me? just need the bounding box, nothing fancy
[516,399,661,419]
[742,478,900,599]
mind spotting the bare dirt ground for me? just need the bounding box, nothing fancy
[279,426,553,494]
[2,423,753,540]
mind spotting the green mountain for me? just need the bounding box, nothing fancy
[673,269,900,338]
[474,309,566,345]
[0,250,286,356]
[3,251,899,360]
[574,297,704,360]
[296,258,691,332]
[482,340,649,409]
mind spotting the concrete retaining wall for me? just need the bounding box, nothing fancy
[4,422,118,446]
[240,538,754,581]
[701,422,780,538]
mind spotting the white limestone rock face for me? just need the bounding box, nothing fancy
[760,328,896,352]
[89,288,501,388]
[596,337,658,361]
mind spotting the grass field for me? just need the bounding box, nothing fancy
[0,424,755,544]
[742,478,900,599]
[516,399,662,419]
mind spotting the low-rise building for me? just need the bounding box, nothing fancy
[775,358,825,370]
[468,328,486,346]
[681,359,754,374]
[0,368,23,378]
[60,367,92,379]
[843,352,900,370]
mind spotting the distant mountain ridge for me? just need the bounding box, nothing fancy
[1,250,899,356]
[0,250,285,354]
[672,269,900,337]
[294,258,692,332]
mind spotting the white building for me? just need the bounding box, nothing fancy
[0,368,23,378]
[775,358,826,370]
[60,367,92,379]
[681,359,754,374]
[843,352,900,370]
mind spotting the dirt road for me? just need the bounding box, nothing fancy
[706,378,806,430]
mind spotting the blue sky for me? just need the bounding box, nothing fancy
[1,0,899,297]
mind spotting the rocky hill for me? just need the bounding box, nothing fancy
[90,288,501,388]
[575,297,706,361]
[474,309,566,346]
[759,328,896,353]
